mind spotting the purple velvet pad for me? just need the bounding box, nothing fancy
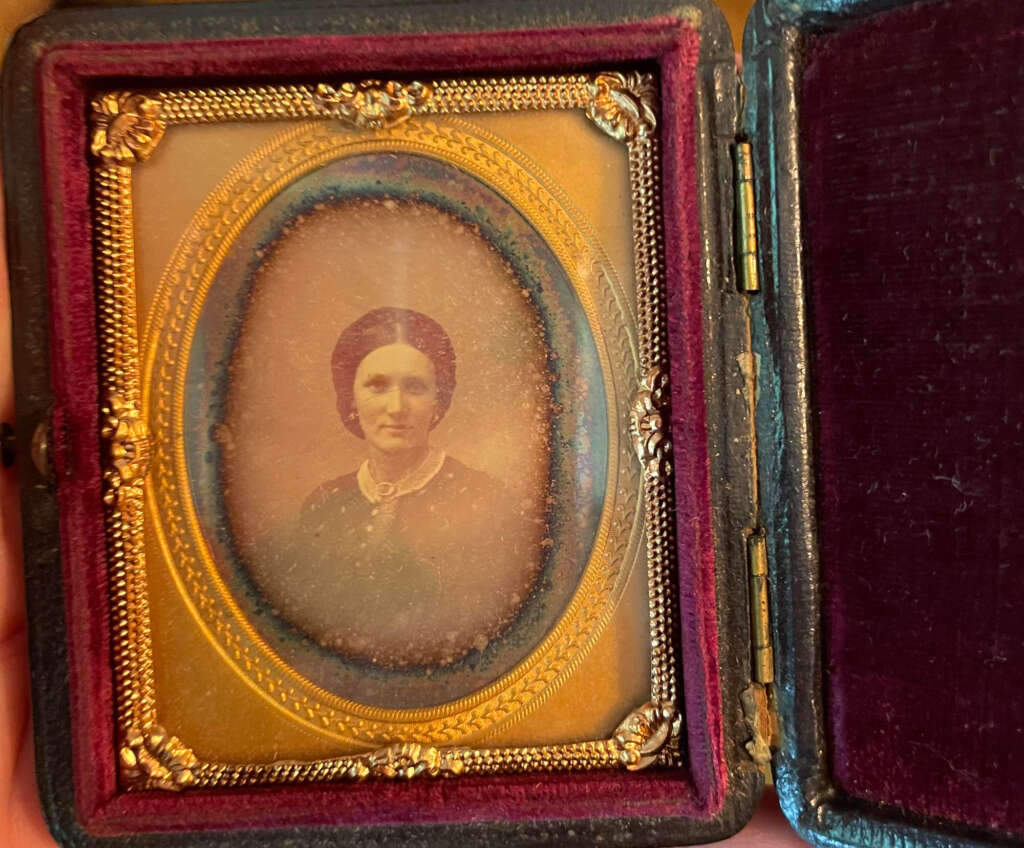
[801,0,1024,834]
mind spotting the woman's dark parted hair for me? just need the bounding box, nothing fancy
[332,307,457,439]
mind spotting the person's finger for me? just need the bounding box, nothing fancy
[0,161,57,846]
[0,164,24,655]
[0,628,53,847]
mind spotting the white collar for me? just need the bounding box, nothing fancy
[356,448,446,505]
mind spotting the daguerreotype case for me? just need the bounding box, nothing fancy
[2,0,1021,846]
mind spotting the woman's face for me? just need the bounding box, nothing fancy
[353,343,439,455]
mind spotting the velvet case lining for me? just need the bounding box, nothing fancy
[800,0,1024,835]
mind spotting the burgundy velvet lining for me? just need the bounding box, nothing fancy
[661,42,723,814]
[801,0,1024,835]
[36,16,722,838]
[38,54,117,828]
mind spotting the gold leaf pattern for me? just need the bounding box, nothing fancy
[630,366,672,484]
[585,72,658,142]
[91,92,166,165]
[312,80,432,130]
[120,725,198,791]
[613,701,678,770]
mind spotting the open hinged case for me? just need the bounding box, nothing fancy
[2,0,1021,845]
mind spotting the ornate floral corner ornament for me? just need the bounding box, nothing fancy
[312,80,433,130]
[100,391,151,504]
[120,725,199,791]
[91,92,166,165]
[631,366,672,483]
[585,72,658,142]
[613,700,678,770]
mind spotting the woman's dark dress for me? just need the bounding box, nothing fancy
[254,456,539,667]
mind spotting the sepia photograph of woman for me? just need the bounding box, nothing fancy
[195,152,601,706]
[258,305,540,670]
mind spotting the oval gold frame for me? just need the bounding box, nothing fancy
[142,118,644,748]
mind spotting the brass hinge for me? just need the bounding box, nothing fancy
[742,530,779,782]
[733,141,760,293]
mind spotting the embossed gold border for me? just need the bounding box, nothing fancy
[93,73,680,790]
[145,120,641,746]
